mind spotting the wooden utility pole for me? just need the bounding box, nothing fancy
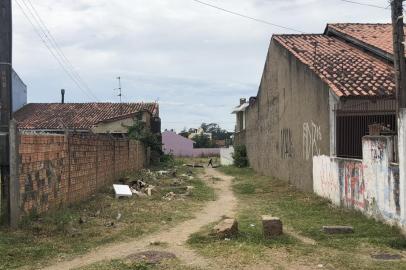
[392,0,406,110]
[0,0,12,224]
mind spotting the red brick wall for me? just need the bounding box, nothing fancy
[18,133,147,214]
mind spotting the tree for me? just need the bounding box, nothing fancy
[179,128,189,138]
[200,122,232,142]
[128,120,162,153]
[193,134,214,148]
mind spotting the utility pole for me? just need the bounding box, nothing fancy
[392,0,406,110]
[0,0,12,224]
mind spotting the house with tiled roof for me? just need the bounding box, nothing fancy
[235,23,398,191]
[14,102,161,135]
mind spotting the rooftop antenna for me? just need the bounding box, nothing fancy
[116,76,122,103]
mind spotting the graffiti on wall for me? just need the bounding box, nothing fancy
[280,128,294,159]
[342,162,367,209]
[303,122,322,160]
[369,140,386,162]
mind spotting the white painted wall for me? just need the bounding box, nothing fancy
[313,136,405,232]
[313,155,340,205]
[398,109,406,228]
[220,147,234,166]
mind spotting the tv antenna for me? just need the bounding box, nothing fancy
[115,76,122,103]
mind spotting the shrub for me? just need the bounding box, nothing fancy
[233,145,249,167]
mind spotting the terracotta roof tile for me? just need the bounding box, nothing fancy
[14,102,159,130]
[273,34,395,97]
[327,23,403,57]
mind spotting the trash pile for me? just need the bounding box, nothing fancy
[113,167,196,201]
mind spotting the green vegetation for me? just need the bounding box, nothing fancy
[0,162,214,270]
[128,119,162,153]
[77,259,202,270]
[232,145,248,167]
[188,166,406,270]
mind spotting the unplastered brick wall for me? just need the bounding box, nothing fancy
[18,133,147,215]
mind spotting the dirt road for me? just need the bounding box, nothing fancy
[40,168,237,270]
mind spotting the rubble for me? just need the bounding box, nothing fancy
[131,188,148,197]
[262,216,283,239]
[163,192,177,201]
[211,218,239,238]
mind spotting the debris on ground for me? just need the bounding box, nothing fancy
[262,215,283,239]
[186,164,204,168]
[371,253,403,261]
[211,218,239,239]
[322,226,354,234]
[131,188,148,197]
[78,217,86,225]
[149,241,168,246]
[104,221,115,228]
[113,184,133,199]
[116,213,122,221]
[163,192,177,201]
[126,251,177,265]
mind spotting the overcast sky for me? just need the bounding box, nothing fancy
[12,0,391,131]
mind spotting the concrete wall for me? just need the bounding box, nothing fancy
[16,133,147,216]
[313,136,404,231]
[192,148,220,158]
[245,40,332,191]
[220,147,234,166]
[12,70,27,113]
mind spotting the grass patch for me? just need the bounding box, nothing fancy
[77,259,203,270]
[0,160,214,270]
[188,166,406,270]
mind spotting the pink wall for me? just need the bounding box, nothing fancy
[162,131,220,157]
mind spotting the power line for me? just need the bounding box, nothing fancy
[190,0,305,33]
[24,0,98,101]
[15,0,99,101]
[338,0,390,10]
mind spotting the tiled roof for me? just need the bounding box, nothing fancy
[273,34,395,97]
[327,23,399,58]
[14,103,159,130]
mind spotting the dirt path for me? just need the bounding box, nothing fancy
[40,168,237,270]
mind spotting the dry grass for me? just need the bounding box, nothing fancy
[187,166,406,270]
[0,160,214,270]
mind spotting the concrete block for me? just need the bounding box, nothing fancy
[211,218,239,238]
[262,215,283,238]
[322,226,354,234]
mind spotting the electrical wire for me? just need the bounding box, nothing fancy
[24,0,98,101]
[338,0,390,10]
[190,0,305,33]
[15,0,99,101]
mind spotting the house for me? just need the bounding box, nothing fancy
[162,130,220,157]
[12,70,27,112]
[14,102,161,135]
[188,128,213,140]
[232,98,250,146]
[163,130,195,156]
[236,23,397,191]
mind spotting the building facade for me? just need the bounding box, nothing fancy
[237,24,397,191]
